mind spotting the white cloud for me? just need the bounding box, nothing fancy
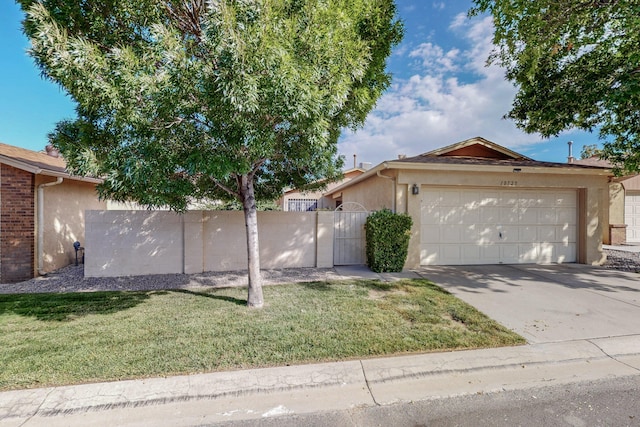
[409,42,460,73]
[339,13,551,167]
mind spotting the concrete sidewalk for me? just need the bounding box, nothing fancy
[1,336,639,426]
[2,265,640,426]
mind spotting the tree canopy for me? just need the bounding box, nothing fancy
[21,0,403,306]
[580,143,603,160]
[471,0,640,174]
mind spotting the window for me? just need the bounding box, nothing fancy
[287,199,318,211]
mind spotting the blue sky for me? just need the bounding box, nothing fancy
[1,0,601,166]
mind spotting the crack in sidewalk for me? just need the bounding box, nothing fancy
[587,338,640,373]
[360,360,380,406]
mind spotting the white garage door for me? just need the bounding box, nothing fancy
[421,188,577,265]
[625,191,640,243]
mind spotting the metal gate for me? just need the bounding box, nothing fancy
[334,203,369,265]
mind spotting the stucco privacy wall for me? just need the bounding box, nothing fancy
[36,176,107,275]
[338,168,608,267]
[85,210,334,277]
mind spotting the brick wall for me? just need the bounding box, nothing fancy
[0,164,35,283]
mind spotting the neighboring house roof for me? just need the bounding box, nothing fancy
[325,137,612,197]
[573,156,612,168]
[0,142,102,183]
[283,167,366,196]
[575,155,640,191]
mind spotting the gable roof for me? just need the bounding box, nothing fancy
[0,142,101,183]
[419,136,532,160]
[394,137,608,169]
[325,137,611,197]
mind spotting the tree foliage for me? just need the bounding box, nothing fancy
[21,0,403,306]
[580,144,602,160]
[471,0,640,173]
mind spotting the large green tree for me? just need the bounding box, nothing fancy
[471,0,640,174]
[21,0,402,307]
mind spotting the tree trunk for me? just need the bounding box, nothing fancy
[239,174,264,308]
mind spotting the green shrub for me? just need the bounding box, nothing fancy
[365,209,413,272]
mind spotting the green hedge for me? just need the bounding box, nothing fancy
[365,209,413,273]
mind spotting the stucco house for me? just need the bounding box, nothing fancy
[279,166,367,211]
[0,142,106,283]
[325,137,612,268]
[573,156,640,245]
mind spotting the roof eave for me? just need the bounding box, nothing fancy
[323,162,389,196]
[384,160,612,175]
[1,155,103,184]
[39,170,104,184]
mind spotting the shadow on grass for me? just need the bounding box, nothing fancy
[171,289,247,306]
[0,291,162,321]
[299,278,448,296]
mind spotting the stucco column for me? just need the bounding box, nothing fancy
[183,211,205,274]
[316,211,334,268]
[583,187,606,265]
[404,184,422,270]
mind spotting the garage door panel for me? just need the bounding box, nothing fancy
[555,243,576,263]
[557,208,576,224]
[421,188,577,265]
[500,191,519,206]
[500,244,520,263]
[557,225,576,243]
[480,245,500,263]
[477,226,495,245]
[461,207,480,223]
[555,193,577,207]
[538,210,558,225]
[480,207,500,223]
[519,226,538,242]
[625,191,640,243]
[500,207,519,223]
[422,225,441,244]
[537,226,556,241]
[440,245,463,264]
[499,225,518,242]
[439,207,462,224]
[519,244,541,263]
[520,208,539,223]
[537,243,554,263]
[442,225,463,243]
[421,206,439,224]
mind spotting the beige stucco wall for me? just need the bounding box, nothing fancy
[605,182,625,244]
[35,176,106,275]
[202,211,317,271]
[85,210,184,277]
[621,174,640,191]
[335,174,395,212]
[85,210,326,277]
[341,168,609,268]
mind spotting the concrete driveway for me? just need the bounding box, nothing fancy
[417,264,640,344]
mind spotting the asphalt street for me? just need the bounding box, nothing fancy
[215,375,640,427]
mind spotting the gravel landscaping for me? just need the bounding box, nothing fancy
[600,248,640,272]
[0,265,340,294]
[1,248,638,294]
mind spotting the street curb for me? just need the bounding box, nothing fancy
[2,336,640,426]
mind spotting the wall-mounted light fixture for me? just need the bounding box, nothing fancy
[513,168,522,173]
[412,184,420,195]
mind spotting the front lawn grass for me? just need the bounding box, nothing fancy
[0,279,524,390]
